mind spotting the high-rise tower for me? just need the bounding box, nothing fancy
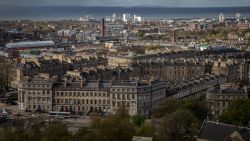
[219,13,225,23]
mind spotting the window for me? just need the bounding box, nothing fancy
[132,94,135,99]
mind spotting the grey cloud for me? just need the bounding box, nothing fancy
[0,0,249,7]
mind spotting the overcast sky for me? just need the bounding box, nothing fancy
[0,0,250,7]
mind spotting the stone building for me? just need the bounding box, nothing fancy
[18,77,166,117]
[131,59,206,82]
[206,84,248,117]
[110,80,166,117]
[147,59,205,81]
[17,77,54,112]
[167,74,227,100]
[53,80,111,115]
[212,59,239,83]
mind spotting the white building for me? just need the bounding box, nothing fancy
[219,13,225,23]
[123,13,131,22]
[58,30,76,37]
[133,15,142,22]
[236,13,241,22]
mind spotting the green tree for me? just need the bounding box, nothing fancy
[182,99,208,122]
[42,121,72,141]
[24,126,42,141]
[73,127,95,141]
[0,57,16,95]
[153,99,181,118]
[136,121,154,137]
[132,115,145,127]
[159,110,198,141]
[88,106,136,141]
[219,99,250,126]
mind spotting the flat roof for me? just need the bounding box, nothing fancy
[6,41,55,49]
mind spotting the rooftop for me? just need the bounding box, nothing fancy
[6,41,55,49]
[208,87,247,95]
[198,121,250,141]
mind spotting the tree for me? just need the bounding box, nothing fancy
[159,110,198,141]
[182,99,208,122]
[73,127,95,141]
[153,99,181,118]
[0,57,16,95]
[153,99,207,141]
[145,45,161,51]
[42,121,72,141]
[88,106,135,141]
[219,99,250,126]
[136,121,154,137]
[132,115,145,127]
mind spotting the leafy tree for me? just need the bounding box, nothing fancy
[132,115,145,127]
[145,45,161,51]
[153,99,181,118]
[42,121,72,141]
[137,32,145,38]
[159,110,198,141]
[219,99,250,126]
[136,121,154,137]
[153,99,207,141]
[24,126,42,141]
[182,99,208,122]
[0,128,16,141]
[0,57,16,95]
[92,108,135,141]
[73,127,95,141]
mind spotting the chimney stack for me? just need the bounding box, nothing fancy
[101,18,105,38]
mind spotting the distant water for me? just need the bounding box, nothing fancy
[0,6,250,21]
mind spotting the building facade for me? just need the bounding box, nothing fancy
[206,84,248,117]
[212,59,239,83]
[18,78,166,117]
[18,78,54,112]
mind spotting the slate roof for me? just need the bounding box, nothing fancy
[198,121,250,141]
